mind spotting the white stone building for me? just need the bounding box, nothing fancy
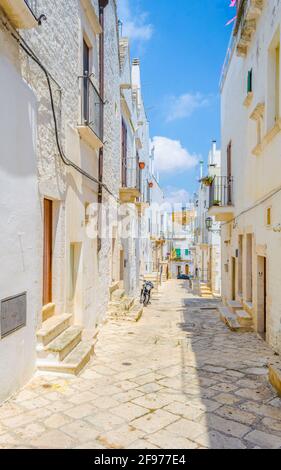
[0,0,125,402]
[193,142,221,295]
[216,0,281,352]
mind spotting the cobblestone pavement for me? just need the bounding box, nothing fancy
[1,280,281,449]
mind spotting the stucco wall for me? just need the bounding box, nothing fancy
[0,21,41,402]
[221,0,281,352]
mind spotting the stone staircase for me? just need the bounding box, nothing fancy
[200,283,213,299]
[219,300,254,332]
[36,303,95,375]
[108,282,143,322]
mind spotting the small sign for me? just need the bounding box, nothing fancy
[1,293,27,338]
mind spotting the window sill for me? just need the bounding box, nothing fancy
[243,92,253,108]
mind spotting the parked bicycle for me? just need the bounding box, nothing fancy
[140,280,154,306]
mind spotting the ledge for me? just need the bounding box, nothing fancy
[243,92,253,107]
[250,102,265,121]
[208,205,235,222]
[119,187,140,204]
[81,0,102,34]
[77,125,103,150]
[0,0,38,29]
[264,119,281,145]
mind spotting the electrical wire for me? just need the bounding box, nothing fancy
[222,182,281,227]
[1,16,118,201]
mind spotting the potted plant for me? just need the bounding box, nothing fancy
[139,161,145,170]
[201,176,214,187]
[212,199,221,206]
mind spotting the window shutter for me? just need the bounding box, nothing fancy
[247,69,253,93]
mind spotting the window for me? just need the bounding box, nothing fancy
[275,44,280,121]
[175,249,181,258]
[185,249,189,256]
[267,30,280,131]
[247,69,253,94]
[266,207,272,227]
[121,119,127,187]
[83,39,90,122]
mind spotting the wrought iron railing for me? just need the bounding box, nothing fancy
[121,157,140,190]
[209,176,233,208]
[79,75,103,142]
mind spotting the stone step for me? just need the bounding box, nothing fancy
[39,326,82,362]
[109,296,134,313]
[37,314,73,347]
[126,304,143,322]
[37,341,94,375]
[111,289,125,301]
[227,300,243,313]
[219,307,253,333]
[109,281,120,295]
[42,303,55,322]
[236,309,253,327]
[268,362,281,397]
[243,301,253,314]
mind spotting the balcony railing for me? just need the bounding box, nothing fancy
[79,75,103,143]
[209,176,233,208]
[121,157,140,190]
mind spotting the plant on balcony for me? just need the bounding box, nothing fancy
[201,176,214,187]
[212,200,221,206]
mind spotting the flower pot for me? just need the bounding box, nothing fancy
[139,162,145,170]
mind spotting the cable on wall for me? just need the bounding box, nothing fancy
[0,16,118,202]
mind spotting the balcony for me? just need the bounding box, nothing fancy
[0,0,38,29]
[234,0,264,57]
[119,158,141,204]
[77,75,103,150]
[208,176,234,222]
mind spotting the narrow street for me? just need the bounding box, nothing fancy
[0,280,281,449]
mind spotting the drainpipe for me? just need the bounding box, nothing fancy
[98,0,108,250]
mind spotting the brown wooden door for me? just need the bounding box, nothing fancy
[43,199,53,305]
[264,257,267,334]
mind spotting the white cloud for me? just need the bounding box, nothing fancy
[166,92,211,122]
[152,136,199,173]
[118,0,153,43]
[164,187,191,205]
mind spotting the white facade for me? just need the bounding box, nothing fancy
[219,0,281,353]
[193,142,221,294]
[0,0,134,402]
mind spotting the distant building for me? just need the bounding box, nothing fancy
[193,141,221,295]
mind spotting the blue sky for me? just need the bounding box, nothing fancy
[118,0,233,203]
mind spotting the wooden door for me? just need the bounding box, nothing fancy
[264,257,267,334]
[43,199,53,306]
[232,257,236,301]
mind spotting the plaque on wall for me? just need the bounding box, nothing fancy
[1,292,27,338]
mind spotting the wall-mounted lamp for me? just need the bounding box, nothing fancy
[273,224,281,232]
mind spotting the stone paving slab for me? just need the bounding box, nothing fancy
[0,280,281,449]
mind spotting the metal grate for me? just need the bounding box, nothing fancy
[1,293,27,338]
